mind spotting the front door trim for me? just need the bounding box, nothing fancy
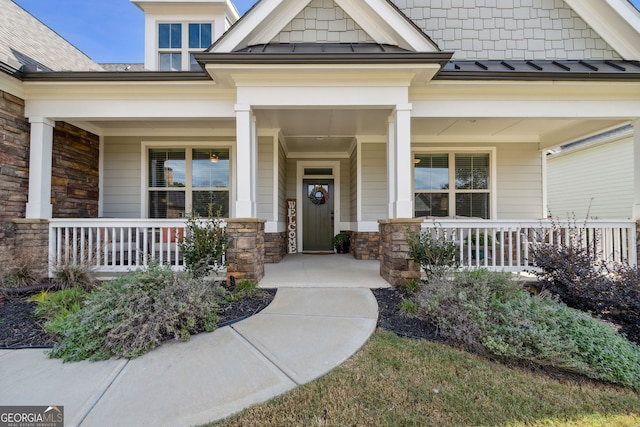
[296,160,341,252]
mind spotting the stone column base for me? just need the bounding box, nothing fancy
[264,231,286,263]
[348,231,380,260]
[378,218,422,287]
[2,219,50,278]
[225,218,265,282]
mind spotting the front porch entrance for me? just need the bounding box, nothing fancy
[302,179,334,252]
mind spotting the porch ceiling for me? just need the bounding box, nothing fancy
[85,111,626,152]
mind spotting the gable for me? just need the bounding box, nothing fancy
[390,0,624,60]
[271,0,375,44]
[210,0,439,53]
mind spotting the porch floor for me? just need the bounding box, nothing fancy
[260,253,391,288]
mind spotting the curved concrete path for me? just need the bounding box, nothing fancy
[0,287,378,426]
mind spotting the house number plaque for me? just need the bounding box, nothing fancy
[286,199,298,253]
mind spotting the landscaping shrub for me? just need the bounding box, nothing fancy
[531,230,640,344]
[31,287,87,321]
[413,269,640,388]
[52,260,96,290]
[407,226,458,279]
[48,262,222,361]
[1,248,42,290]
[179,208,228,278]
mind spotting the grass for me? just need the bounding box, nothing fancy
[211,329,640,427]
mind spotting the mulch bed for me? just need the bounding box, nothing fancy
[0,287,277,349]
[2,285,637,350]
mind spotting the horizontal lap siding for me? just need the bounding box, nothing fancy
[103,137,141,218]
[548,138,633,219]
[496,143,543,219]
[361,144,387,222]
[257,136,274,221]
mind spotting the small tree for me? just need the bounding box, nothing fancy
[179,206,228,278]
[407,226,458,279]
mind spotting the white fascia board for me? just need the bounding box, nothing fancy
[334,0,439,52]
[412,99,640,119]
[25,99,236,120]
[564,0,640,60]
[237,84,408,107]
[0,72,24,99]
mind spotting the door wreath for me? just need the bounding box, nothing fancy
[308,184,329,205]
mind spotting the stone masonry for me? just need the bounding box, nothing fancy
[378,218,422,286]
[271,0,375,43]
[52,122,100,218]
[0,89,30,269]
[264,231,286,263]
[391,0,621,60]
[348,231,380,260]
[225,218,266,282]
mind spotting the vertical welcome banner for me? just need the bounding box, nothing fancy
[286,199,297,253]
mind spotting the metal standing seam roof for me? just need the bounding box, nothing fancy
[440,59,640,80]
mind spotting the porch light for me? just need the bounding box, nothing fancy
[209,152,218,163]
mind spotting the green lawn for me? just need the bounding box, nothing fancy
[211,329,640,427]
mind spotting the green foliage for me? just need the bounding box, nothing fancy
[179,207,228,278]
[333,232,350,247]
[223,279,260,303]
[48,262,222,361]
[398,299,417,315]
[413,269,640,388]
[406,226,459,279]
[32,287,87,321]
[464,231,493,246]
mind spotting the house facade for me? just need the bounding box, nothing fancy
[2,0,640,284]
[547,125,635,220]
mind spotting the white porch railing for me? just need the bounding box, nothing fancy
[421,219,638,272]
[48,218,226,278]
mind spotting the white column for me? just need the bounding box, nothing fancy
[387,114,396,218]
[235,104,255,218]
[632,120,640,220]
[26,117,54,219]
[393,104,413,218]
[250,114,258,218]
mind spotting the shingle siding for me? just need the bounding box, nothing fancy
[390,0,622,60]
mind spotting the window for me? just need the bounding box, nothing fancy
[157,22,213,71]
[414,152,490,218]
[148,148,229,218]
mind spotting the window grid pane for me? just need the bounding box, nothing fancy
[158,23,182,49]
[414,154,449,191]
[192,149,229,188]
[149,149,186,188]
[193,191,229,217]
[455,153,489,190]
[189,23,212,49]
[455,193,490,219]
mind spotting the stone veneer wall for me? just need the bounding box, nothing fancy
[226,219,266,282]
[52,122,100,218]
[378,219,422,286]
[348,231,380,260]
[271,0,375,43]
[391,0,621,60]
[0,90,30,268]
[264,232,287,263]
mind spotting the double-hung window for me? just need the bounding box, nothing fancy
[148,148,229,218]
[158,23,212,71]
[414,152,491,218]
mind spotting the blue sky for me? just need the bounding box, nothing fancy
[13,0,640,64]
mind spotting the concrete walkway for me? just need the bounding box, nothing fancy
[0,287,379,426]
[260,253,390,288]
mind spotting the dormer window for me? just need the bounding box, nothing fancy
[157,23,212,71]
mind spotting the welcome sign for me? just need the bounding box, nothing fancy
[286,199,297,253]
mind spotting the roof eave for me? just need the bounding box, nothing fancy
[18,71,212,82]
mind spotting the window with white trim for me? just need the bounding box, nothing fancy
[157,22,212,71]
[414,152,490,218]
[148,148,229,218]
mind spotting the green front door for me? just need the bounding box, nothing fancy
[302,179,334,252]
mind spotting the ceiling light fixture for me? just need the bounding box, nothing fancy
[209,152,218,163]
